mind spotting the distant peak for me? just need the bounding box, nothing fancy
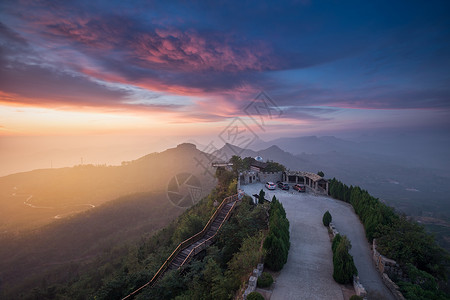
[176,143,197,150]
[264,145,284,152]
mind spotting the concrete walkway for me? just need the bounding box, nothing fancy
[242,183,395,300]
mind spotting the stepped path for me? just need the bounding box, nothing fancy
[122,194,240,300]
[168,201,235,270]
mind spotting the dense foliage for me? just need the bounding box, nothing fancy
[5,167,264,300]
[258,189,266,203]
[263,196,290,271]
[323,210,332,226]
[264,161,286,172]
[229,155,256,174]
[328,178,450,299]
[136,196,269,299]
[246,291,265,300]
[331,234,357,284]
[229,155,286,174]
[257,272,274,288]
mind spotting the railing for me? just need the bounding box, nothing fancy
[121,194,239,300]
[179,197,238,267]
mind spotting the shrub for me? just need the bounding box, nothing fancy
[247,291,265,300]
[258,189,265,203]
[264,235,287,271]
[349,295,363,300]
[332,235,358,284]
[322,211,332,226]
[263,196,290,271]
[331,234,342,253]
[257,272,273,288]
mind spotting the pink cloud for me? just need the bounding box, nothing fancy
[130,28,273,72]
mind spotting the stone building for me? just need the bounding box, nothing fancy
[282,170,328,194]
[238,169,328,194]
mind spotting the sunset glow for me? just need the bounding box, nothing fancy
[0,0,449,174]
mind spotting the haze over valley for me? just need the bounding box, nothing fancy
[1,0,449,299]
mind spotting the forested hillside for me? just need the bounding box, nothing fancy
[329,179,450,299]
[0,143,218,299]
[0,167,269,299]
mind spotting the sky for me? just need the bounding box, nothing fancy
[0,0,449,173]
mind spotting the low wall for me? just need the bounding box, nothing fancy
[372,239,405,300]
[243,263,264,299]
[259,171,282,183]
[328,222,339,237]
[353,276,367,298]
[382,274,406,300]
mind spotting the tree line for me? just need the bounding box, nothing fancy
[328,178,449,299]
[263,195,290,271]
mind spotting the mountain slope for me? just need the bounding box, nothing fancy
[0,143,220,296]
[0,191,180,291]
[0,143,217,233]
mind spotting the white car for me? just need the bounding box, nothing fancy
[265,182,276,190]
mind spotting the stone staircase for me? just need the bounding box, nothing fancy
[167,201,234,270]
[121,194,240,300]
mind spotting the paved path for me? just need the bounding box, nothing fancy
[242,183,395,300]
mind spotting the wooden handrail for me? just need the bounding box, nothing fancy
[180,196,239,267]
[121,194,239,300]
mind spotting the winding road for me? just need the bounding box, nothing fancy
[14,188,96,219]
[242,183,395,300]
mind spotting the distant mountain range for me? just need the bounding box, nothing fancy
[248,134,450,171]
[215,139,450,250]
[250,135,358,155]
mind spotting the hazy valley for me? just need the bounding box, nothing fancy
[216,135,450,249]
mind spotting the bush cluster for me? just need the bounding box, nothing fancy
[257,272,274,288]
[331,234,357,284]
[263,196,290,271]
[246,291,265,300]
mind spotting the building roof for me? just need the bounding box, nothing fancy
[284,170,325,182]
[250,160,268,169]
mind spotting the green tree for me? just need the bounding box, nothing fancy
[264,196,290,271]
[257,272,274,288]
[332,234,342,253]
[317,171,325,177]
[247,292,265,300]
[242,157,256,170]
[332,236,357,284]
[258,189,266,203]
[264,235,287,271]
[323,211,332,226]
[229,155,243,175]
[172,214,205,244]
[264,161,286,172]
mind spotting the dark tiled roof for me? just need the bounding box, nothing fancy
[251,160,268,169]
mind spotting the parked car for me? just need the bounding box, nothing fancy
[277,182,290,190]
[265,182,276,190]
[293,184,306,192]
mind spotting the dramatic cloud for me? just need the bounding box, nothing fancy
[0,0,449,133]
